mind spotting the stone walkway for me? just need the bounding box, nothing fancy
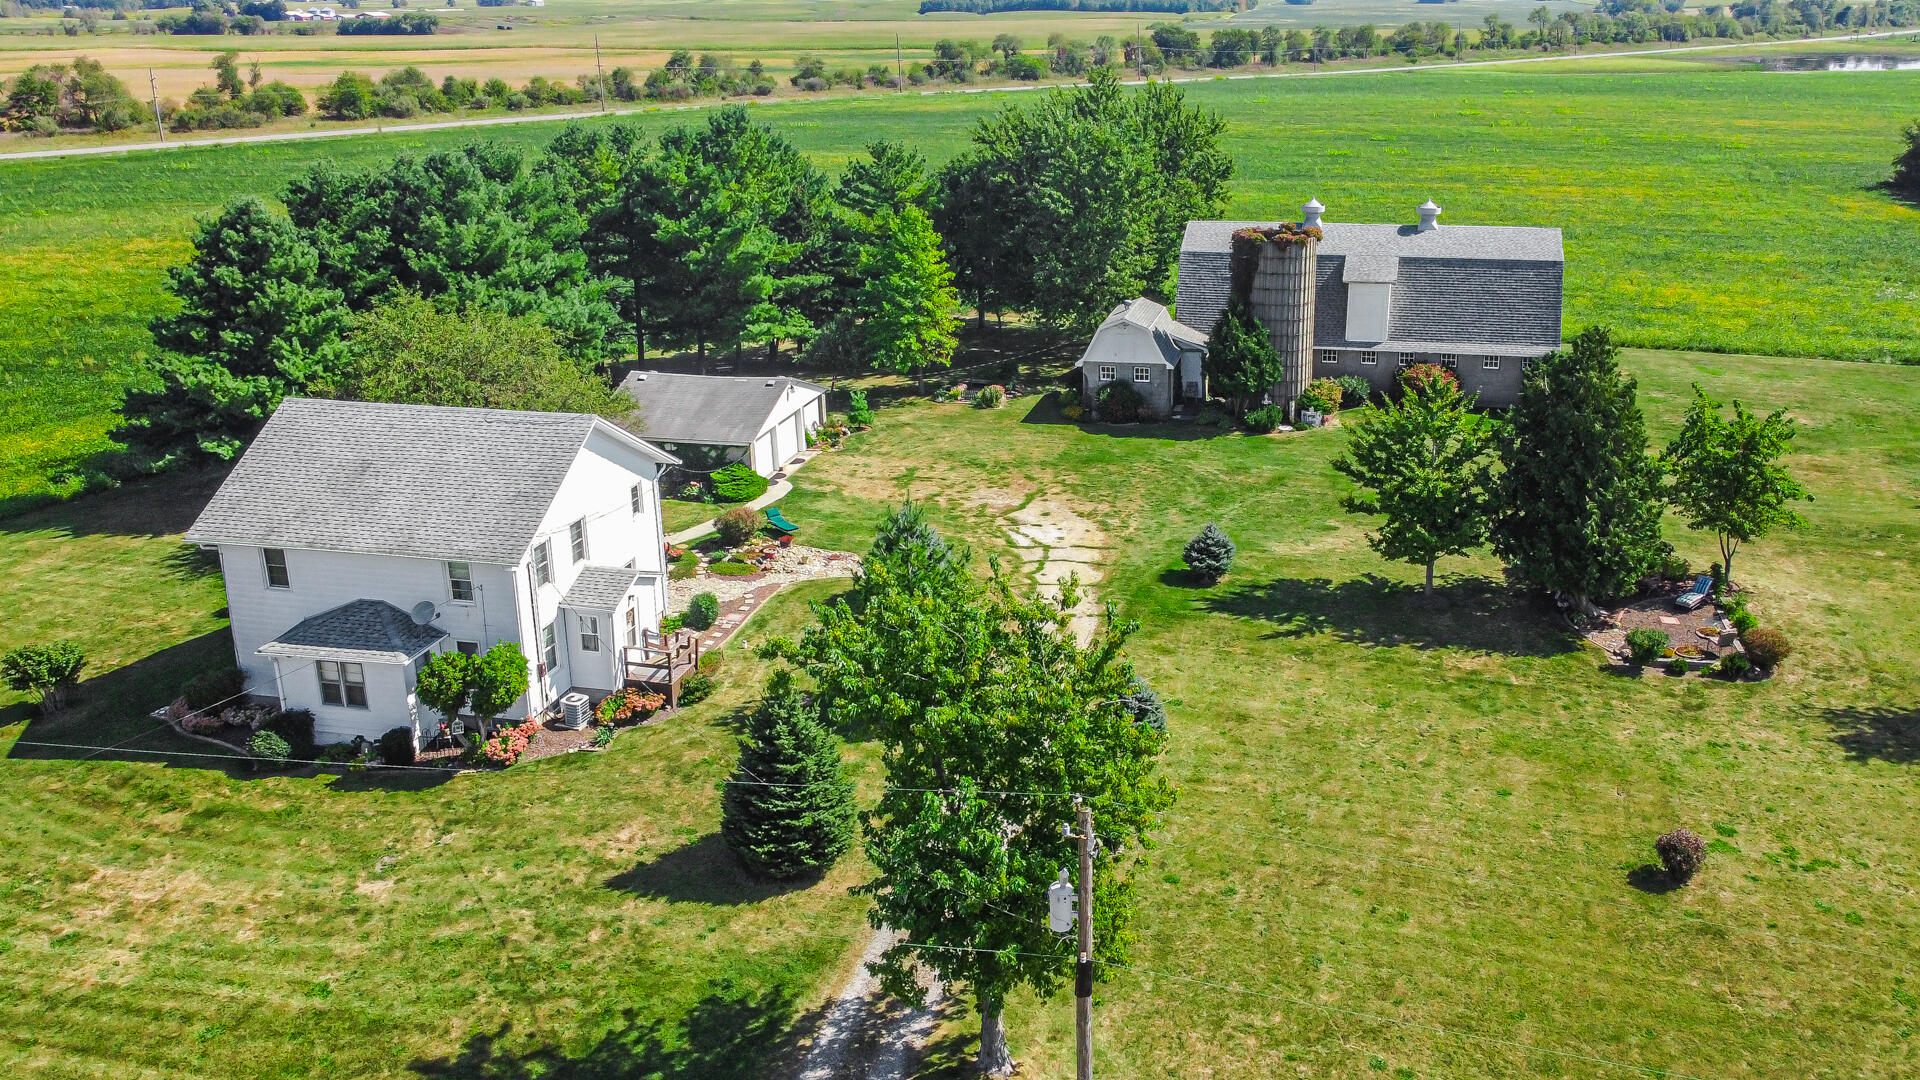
[663,449,821,546]
[667,544,862,653]
[1003,498,1109,644]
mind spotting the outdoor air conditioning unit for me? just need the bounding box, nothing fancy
[559,692,592,730]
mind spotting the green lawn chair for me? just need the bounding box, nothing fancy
[765,506,800,535]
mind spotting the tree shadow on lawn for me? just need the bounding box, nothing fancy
[6,630,237,767]
[0,464,229,537]
[1626,864,1684,895]
[1202,573,1584,658]
[1019,393,1227,442]
[1819,703,1920,764]
[605,833,821,906]
[412,979,821,1080]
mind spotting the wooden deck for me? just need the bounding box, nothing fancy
[621,628,701,707]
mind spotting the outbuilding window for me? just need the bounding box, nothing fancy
[579,616,601,653]
[1398,353,1417,368]
[263,548,290,589]
[456,640,479,655]
[1319,350,1338,366]
[1483,356,1501,370]
[1360,351,1378,366]
[317,660,367,708]
[1132,366,1152,383]
[1098,365,1116,383]
[447,561,474,603]
[1441,354,1459,370]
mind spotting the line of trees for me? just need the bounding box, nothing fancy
[1332,328,1809,610]
[918,0,1248,12]
[114,72,1228,473]
[0,56,140,134]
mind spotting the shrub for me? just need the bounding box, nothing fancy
[1715,652,1750,679]
[1243,404,1287,433]
[476,717,540,767]
[263,708,316,758]
[1741,626,1791,669]
[247,729,292,763]
[592,724,616,748]
[661,613,686,633]
[1730,610,1759,635]
[1398,362,1460,397]
[183,666,248,711]
[709,560,759,577]
[1118,676,1167,735]
[1095,380,1147,423]
[378,726,416,766]
[1659,555,1691,581]
[1655,827,1706,883]
[1624,628,1667,667]
[721,676,857,878]
[1334,375,1373,408]
[1061,402,1085,421]
[1184,523,1236,584]
[2,642,86,710]
[1297,377,1342,415]
[686,592,721,631]
[715,506,760,547]
[678,672,715,706]
[846,389,874,427]
[712,461,769,503]
[1665,656,1689,676]
[974,384,1006,409]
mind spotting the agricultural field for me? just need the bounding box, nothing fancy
[3,345,1917,1077]
[5,58,1920,509]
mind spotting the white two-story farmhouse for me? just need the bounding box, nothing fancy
[184,398,677,748]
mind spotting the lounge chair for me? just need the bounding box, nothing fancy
[765,506,800,535]
[1674,574,1713,611]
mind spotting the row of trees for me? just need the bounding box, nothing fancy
[118,73,1229,469]
[0,56,140,133]
[1332,328,1809,608]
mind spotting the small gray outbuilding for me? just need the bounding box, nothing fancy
[1072,297,1209,420]
[616,371,828,478]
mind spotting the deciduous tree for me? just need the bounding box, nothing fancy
[1659,386,1809,589]
[1490,326,1668,613]
[1333,377,1494,593]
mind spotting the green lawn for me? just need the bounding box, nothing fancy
[2,346,1917,1077]
[5,60,1920,507]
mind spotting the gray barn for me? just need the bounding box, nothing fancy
[1174,201,1564,410]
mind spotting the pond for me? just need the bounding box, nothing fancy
[1752,53,1920,71]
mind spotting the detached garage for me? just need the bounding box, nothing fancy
[616,371,829,479]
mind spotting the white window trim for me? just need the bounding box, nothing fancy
[317,660,367,709]
[1132,366,1153,383]
[1398,352,1417,368]
[580,616,601,653]
[540,621,558,673]
[1441,353,1459,370]
[263,548,290,590]
[568,518,589,564]
[1097,364,1116,383]
[630,483,644,517]
[624,607,638,647]
[447,561,475,604]
[1483,356,1501,370]
[1360,350,1378,366]
[532,541,552,588]
[1319,349,1339,365]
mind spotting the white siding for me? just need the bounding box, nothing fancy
[745,384,827,477]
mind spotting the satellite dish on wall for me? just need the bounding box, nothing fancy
[410,600,438,626]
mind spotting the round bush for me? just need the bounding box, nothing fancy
[973,384,1006,409]
[1398,362,1459,398]
[1243,405,1287,433]
[678,672,716,705]
[263,708,316,758]
[1741,626,1791,669]
[1096,381,1146,423]
[378,726,416,767]
[1655,828,1707,883]
[247,729,292,763]
[715,506,760,547]
[184,666,248,711]
[1183,523,1236,584]
[1715,652,1750,679]
[686,592,721,631]
[712,462,770,504]
[1665,656,1689,676]
[1297,377,1342,415]
[1624,628,1667,668]
[1729,610,1759,635]
[1333,375,1373,409]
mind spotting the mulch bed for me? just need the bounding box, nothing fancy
[1586,578,1739,666]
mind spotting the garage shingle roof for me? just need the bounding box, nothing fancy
[257,599,447,664]
[185,398,672,564]
[616,371,827,448]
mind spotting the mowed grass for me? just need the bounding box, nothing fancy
[771,347,1920,1079]
[0,484,876,1080]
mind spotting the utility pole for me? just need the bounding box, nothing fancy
[1072,800,1096,1080]
[594,35,608,112]
[895,34,904,89]
[1136,21,1143,79]
[148,68,164,142]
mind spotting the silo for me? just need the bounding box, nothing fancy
[1245,229,1318,415]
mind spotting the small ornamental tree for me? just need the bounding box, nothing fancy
[720,675,857,879]
[1660,386,1809,591]
[1655,828,1706,883]
[1397,362,1458,398]
[1119,675,1167,734]
[1205,297,1284,416]
[846,388,875,427]
[1333,377,1493,593]
[470,642,531,732]
[1183,523,1236,584]
[2,642,86,711]
[414,649,478,730]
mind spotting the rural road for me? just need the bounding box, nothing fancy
[1,29,1911,163]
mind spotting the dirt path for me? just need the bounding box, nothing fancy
[795,928,947,1080]
[1004,497,1109,645]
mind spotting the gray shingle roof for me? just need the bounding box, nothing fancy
[617,371,827,448]
[1075,298,1209,370]
[257,599,446,664]
[1174,218,1564,354]
[560,565,641,610]
[185,399,674,564]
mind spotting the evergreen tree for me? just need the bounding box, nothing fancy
[837,139,929,216]
[1333,377,1494,593]
[720,676,857,879]
[1183,523,1236,584]
[849,206,961,376]
[1204,297,1284,416]
[1491,326,1668,613]
[1895,121,1920,199]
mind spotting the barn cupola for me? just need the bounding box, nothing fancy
[1302,197,1325,229]
[1416,199,1442,232]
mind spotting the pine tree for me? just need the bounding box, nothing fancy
[1183,523,1236,584]
[1491,326,1668,613]
[720,676,856,880]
